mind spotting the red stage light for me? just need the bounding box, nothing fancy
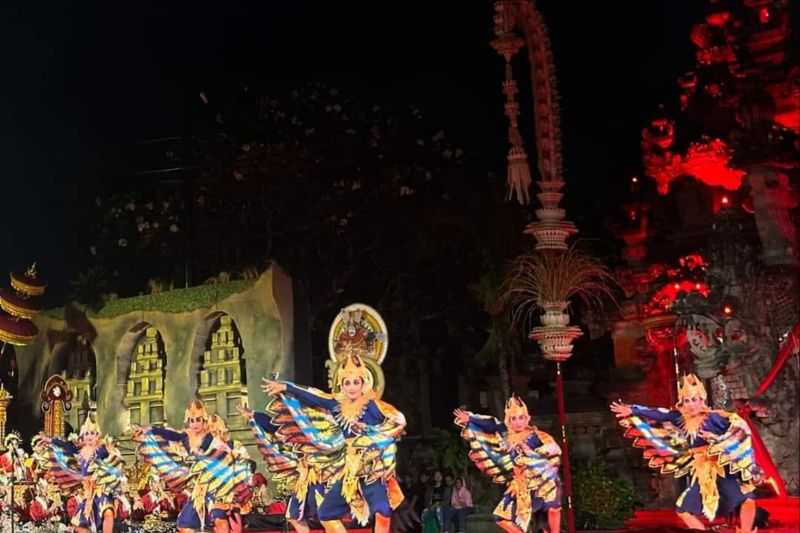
[759,7,771,24]
[721,195,729,205]
[723,305,733,315]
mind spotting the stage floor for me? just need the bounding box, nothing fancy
[244,498,799,532]
[246,530,371,533]
[620,496,799,533]
[100,499,796,533]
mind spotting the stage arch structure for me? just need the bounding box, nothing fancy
[11,265,300,461]
[123,323,167,427]
[196,312,248,427]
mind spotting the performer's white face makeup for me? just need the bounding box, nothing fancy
[342,377,364,400]
[508,413,530,432]
[82,432,99,447]
[187,416,207,434]
[681,395,705,416]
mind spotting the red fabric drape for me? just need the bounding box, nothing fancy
[753,322,800,398]
[735,322,800,497]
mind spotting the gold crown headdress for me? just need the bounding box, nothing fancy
[503,395,530,427]
[184,399,210,423]
[30,433,45,450]
[80,416,100,437]
[4,431,22,448]
[677,373,707,404]
[208,414,230,441]
[335,353,374,391]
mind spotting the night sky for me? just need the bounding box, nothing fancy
[1,2,702,301]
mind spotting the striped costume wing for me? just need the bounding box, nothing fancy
[136,429,193,493]
[192,438,252,503]
[349,433,399,482]
[267,395,346,455]
[351,400,406,480]
[248,416,300,482]
[89,441,126,493]
[43,440,84,490]
[707,412,760,482]
[458,418,514,485]
[618,415,693,478]
[518,443,560,502]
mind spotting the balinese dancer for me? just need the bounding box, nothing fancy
[209,413,253,530]
[610,373,762,532]
[453,396,562,533]
[238,401,336,533]
[140,471,177,518]
[262,351,406,533]
[133,399,252,533]
[38,416,126,533]
[260,304,405,533]
[28,477,54,524]
[0,432,30,482]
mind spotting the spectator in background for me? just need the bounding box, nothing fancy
[439,472,455,532]
[450,477,473,533]
[412,471,431,520]
[422,470,445,533]
[246,460,269,507]
[423,470,456,532]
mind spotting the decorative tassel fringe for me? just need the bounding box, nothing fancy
[507,146,532,205]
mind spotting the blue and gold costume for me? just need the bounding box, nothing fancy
[456,397,561,532]
[136,400,252,531]
[267,353,406,526]
[248,409,337,524]
[615,374,761,521]
[42,417,126,532]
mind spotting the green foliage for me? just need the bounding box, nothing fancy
[68,266,110,311]
[43,280,255,320]
[428,427,470,477]
[470,270,511,361]
[573,462,638,530]
[93,279,255,318]
[469,269,507,313]
[468,476,503,511]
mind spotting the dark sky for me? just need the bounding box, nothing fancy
[1,1,701,301]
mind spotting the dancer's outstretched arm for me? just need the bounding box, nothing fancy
[611,400,680,423]
[453,408,505,433]
[262,378,338,410]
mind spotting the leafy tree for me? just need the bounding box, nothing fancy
[573,462,638,529]
[74,82,519,425]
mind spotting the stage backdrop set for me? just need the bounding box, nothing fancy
[12,265,302,462]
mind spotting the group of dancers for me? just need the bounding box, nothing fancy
[2,308,765,533]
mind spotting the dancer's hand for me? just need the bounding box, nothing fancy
[610,400,632,418]
[453,408,471,425]
[261,378,286,396]
[131,426,149,442]
[237,403,254,420]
